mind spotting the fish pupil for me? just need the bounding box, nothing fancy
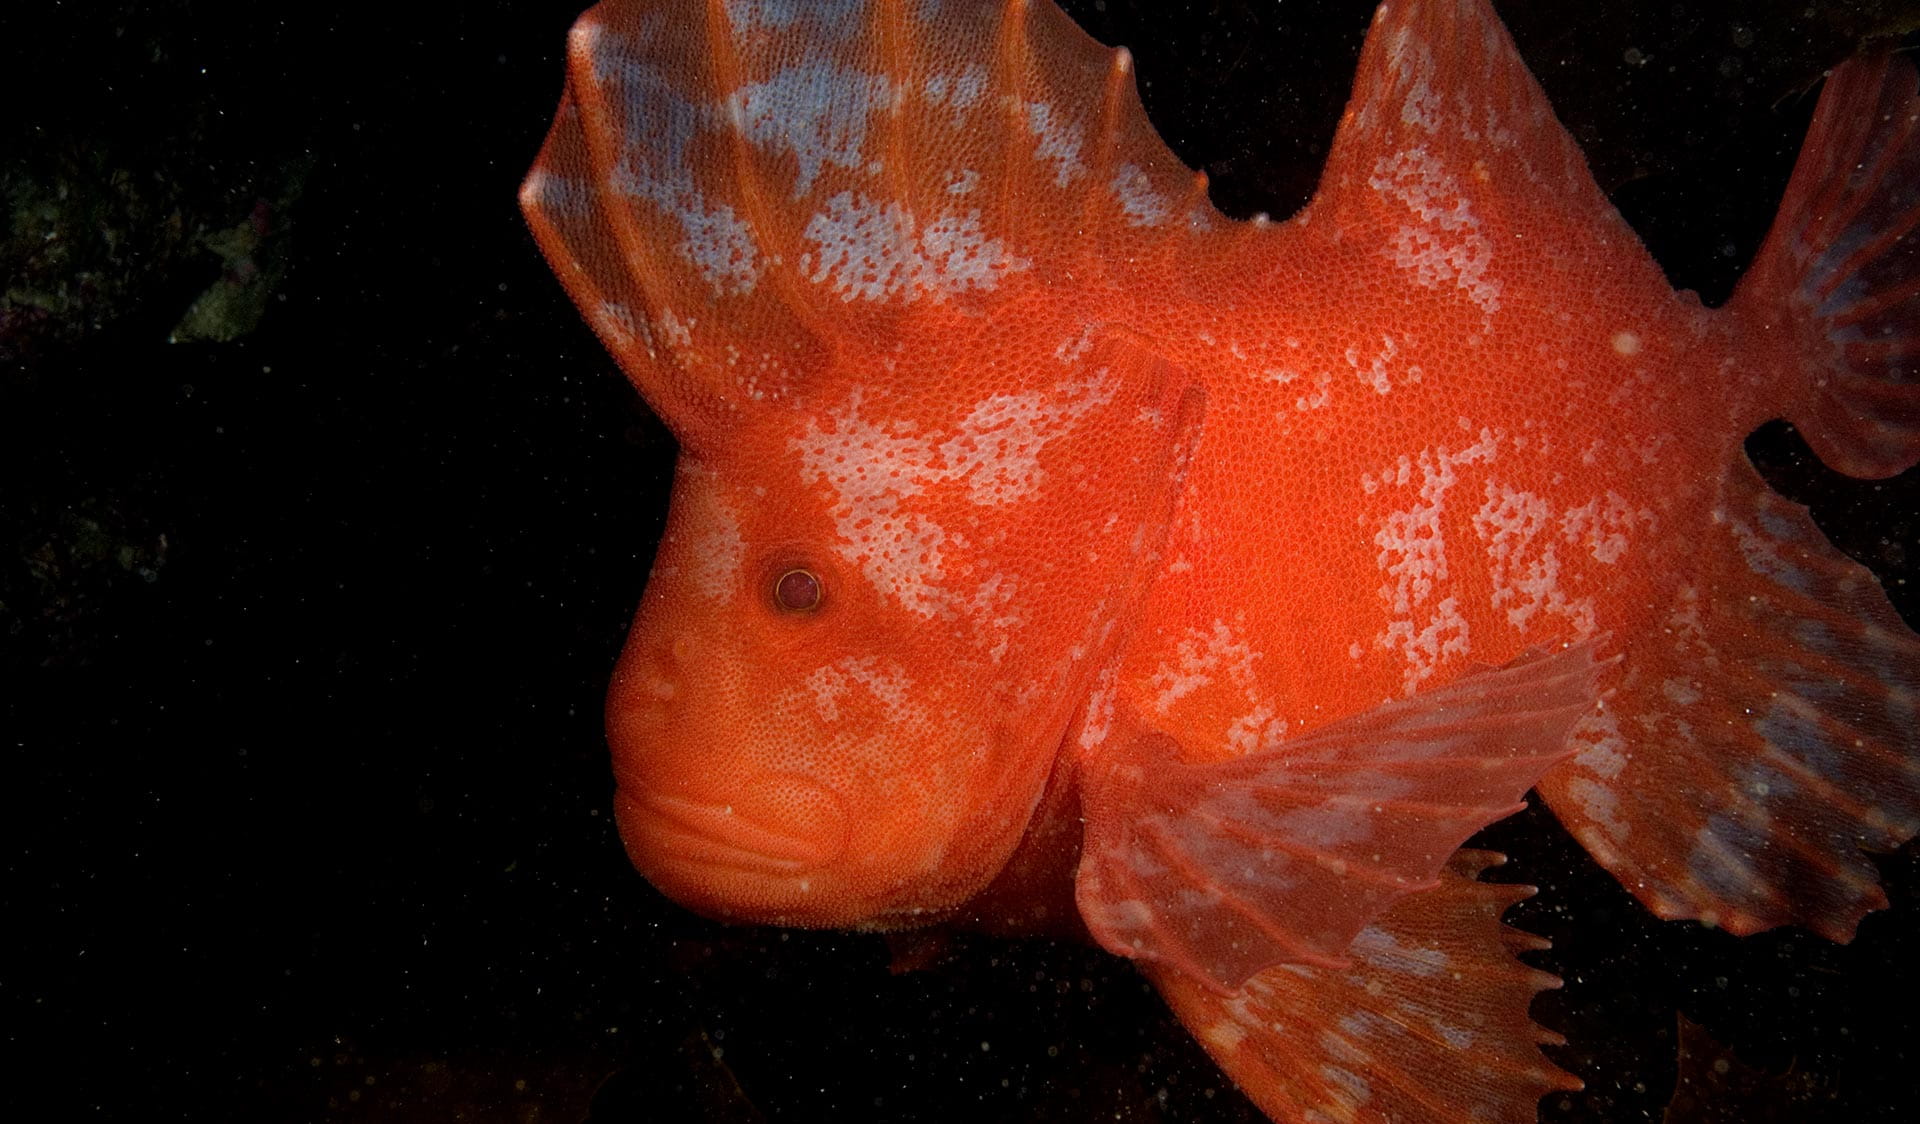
[773,568,822,612]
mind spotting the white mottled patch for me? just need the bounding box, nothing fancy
[1084,896,1154,945]
[1110,163,1168,227]
[1668,582,1709,648]
[801,191,1030,302]
[731,62,896,198]
[1566,709,1631,844]
[923,64,988,112]
[1571,708,1628,780]
[674,202,764,294]
[1319,1063,1373,1108]
[1566,776,1628,844]
[1023,101,1088,187]
[1611,329,1642,356]
[803,663,851,722]
[938,376,1116,505]
[582,37,772,297]
[1293,369,1334,412]
[1149,619,1254,712]
[723,0,868,36]
[682,470,746,601]
[1471,480,1597,636]
[1369,146,1501,317]
[654,307,694,350]
[1385,28,1442,134]
[1346,335,1417,395]
[944,168,980,195]
[805,654,915,724]
[1145,619,1286,750]
[1273,799,1374,847]
[1350,924,1449,977]
[791,391,950,615]
[965,572,1024,665]
[1368,432,1499,691]
[1077,664,1119,751]
[603,162,757,292]
[1054,325,1097,366]
[845,654,912,709]
[791,373,1114,617]
[1225,702,1286,755]
[1561,491,1652,565]
[521,168,590,221]
[592,300,643,352]
[1202,1018,1246,1053]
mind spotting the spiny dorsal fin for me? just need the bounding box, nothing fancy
[519,0,1218,444]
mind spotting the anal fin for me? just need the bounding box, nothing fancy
[1146,850,1577,1124]
[1539,456,1920,940]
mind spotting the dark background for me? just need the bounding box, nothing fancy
[5,1,1919,1120]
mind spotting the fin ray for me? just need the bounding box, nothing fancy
[1146,851,1577,1124]
[1079,643,1600,992]
[519,0,1221,440]
[1732,49,1920,479]
[1540,458,1920,939]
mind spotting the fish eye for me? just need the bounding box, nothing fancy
[772,567,823,613]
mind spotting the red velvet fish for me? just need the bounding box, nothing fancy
[519,0,1920,1118]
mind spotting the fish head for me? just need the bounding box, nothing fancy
[606,319,1201,930]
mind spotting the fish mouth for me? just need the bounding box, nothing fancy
[617,776,848,879]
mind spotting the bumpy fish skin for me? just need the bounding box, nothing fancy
[520,1,1920,1119]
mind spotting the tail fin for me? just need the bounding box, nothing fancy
[1730,48,1920,479]
[1445,41,1920,949]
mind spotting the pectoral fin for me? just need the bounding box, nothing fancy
[1077,642,1600,993]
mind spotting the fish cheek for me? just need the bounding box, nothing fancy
[741,553,1021,910]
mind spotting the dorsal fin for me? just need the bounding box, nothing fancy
[1299,0,1663,322]
[518,0,1218,445]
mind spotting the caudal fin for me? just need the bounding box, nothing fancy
[1730,48,1920,479]
[1146,850,1577,1124]
[1539,45,1920,942]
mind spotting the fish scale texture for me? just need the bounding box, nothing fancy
[520,1,1920,1120]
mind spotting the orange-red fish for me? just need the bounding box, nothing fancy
[519,0,1920,1118]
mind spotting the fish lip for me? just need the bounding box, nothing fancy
[620,780,847,877]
